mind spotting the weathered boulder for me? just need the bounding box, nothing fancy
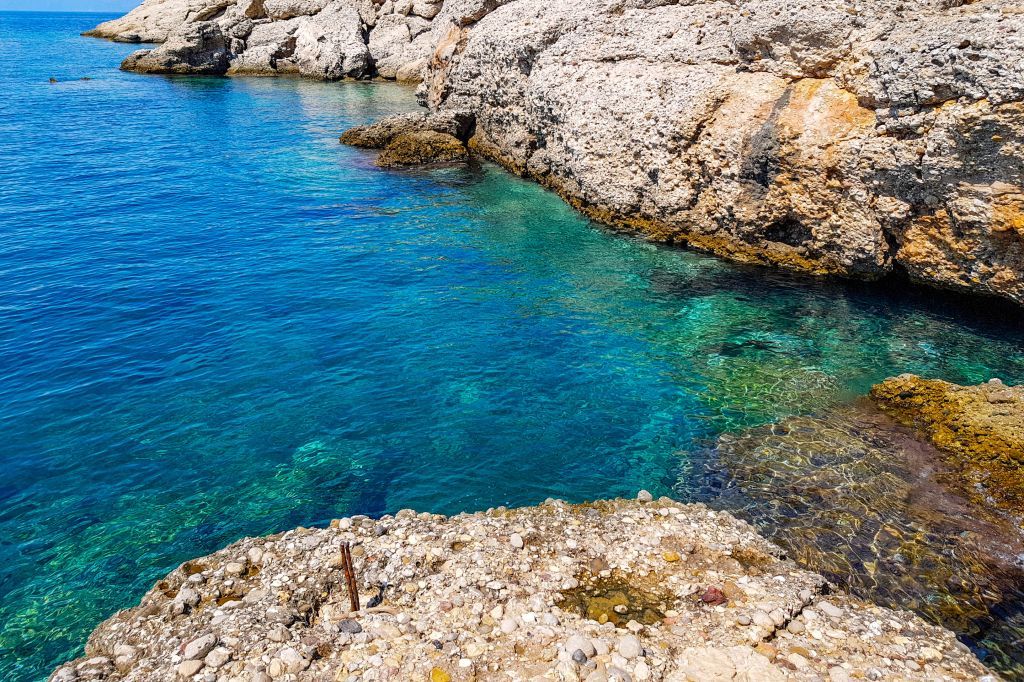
[91,0,1024,304]
[376,130,468,165]
[340,109,474,147]
[367,13,434,80]
[292,1,372,79]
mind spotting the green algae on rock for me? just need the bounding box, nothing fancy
[871,374,1024,516]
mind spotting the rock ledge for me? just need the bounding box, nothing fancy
[50,498,994,681]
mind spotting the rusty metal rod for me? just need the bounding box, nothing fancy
[340,542,359,613]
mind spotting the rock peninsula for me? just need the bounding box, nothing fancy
[48,497,997,681]
[89,0,1024,305]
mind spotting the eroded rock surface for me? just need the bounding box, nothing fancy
[92,0,445,81]
[376,130,469,165]
[49,499,994,681]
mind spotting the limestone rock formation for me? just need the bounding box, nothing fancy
[871,374,1024,514]
[95,0,440,81]
[48,499,995,681]
[419,0,1024,304]
[91,0,1024,304]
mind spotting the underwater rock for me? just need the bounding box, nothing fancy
[696,401,1024,675]
[872,374,1024,516]
[48,499,994,681]
[375,130,468,166]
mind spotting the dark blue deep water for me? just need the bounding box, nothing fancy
[2,11,1024,681]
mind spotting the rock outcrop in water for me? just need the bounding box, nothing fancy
[92,0,1024,305]
[49,498,996,681]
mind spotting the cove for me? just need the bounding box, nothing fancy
[2,12,1024,681]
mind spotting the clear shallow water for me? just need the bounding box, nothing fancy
[2,11,1024,681]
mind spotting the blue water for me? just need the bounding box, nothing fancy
[2,11,1024,681]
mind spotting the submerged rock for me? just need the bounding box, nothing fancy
[48,499,993,681]
[871,374,1024,515]
[694,399,1024,675]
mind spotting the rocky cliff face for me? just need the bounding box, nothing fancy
[91,0,1024,305]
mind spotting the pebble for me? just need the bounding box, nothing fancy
[176,660,203,677]
[338,619,362,634]
[183,633,217,661]
[818,600,843,618]
[510,533,524,549]
[566,634,596,658]
[636,490,653,503]
[617,634,642,659]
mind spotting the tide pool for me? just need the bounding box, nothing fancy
[2,12,1024,681]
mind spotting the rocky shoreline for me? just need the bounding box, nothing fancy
[49,496,997,681]
[89,0,1024,306]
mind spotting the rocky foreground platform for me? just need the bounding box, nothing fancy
[50,497,995,681]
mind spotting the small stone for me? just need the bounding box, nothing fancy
[920,647,943,662]
[636,490,653,502]
[817,600,842,618]
[633,661,651,681]
[338,619,362,634]
[787,653,809,669]
[572,649,589,664]
[662,551,680,562]
[736,614,751,626]
[183,634,217,661]
[500,618,518,634]
[510,533,524,549]
[617,635,642,660]
[204,647,231,669]
[828,667,851,682]
[177,660,204,677]
[787,620,806,634]
[224,562,246,576]
[268,625,292,642]
[278,647,309,674]
[566,635,596,658]
[699,586,727,606]
[430,667,452,682]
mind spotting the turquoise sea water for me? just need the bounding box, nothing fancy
[2,11,1024,681]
